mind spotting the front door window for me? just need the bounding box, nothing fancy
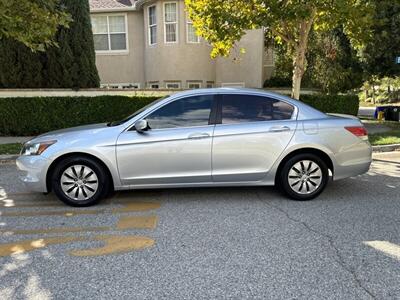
[146,95,213,130]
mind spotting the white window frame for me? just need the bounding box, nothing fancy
[221,82,246,88]
[101,83,140,89]
[206,82,215,88]
[187,82,202,89]
[163,2,178,44]
[149,82,160,89]
[92,13,129,54]
[166,82,181,89]
[186,16,200,44]
[148,5,157,46]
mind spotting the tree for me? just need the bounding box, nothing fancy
[305,28,364,94]
[0,0,70,51]
[186,0,373,99]
[0,0,99,89]
[43,0,100,88]
[361,0,400,78]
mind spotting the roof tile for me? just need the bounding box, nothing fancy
[89,0,136,11]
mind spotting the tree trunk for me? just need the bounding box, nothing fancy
[291,19,313,100]
[291,47,306,100]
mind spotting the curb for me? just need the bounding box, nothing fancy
[1,145,400,164]
[372,144,400,153]
[0,155,18,164]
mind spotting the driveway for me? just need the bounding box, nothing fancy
[0,153,399,299]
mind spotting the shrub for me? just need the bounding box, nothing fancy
[0,94,359,136]
[0,96,158,136]
[300,94,359,116]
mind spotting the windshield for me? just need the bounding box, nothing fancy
[107,97,168,127]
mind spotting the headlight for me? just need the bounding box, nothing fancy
[21,141,57,156]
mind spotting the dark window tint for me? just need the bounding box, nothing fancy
[221,95,294,124]
[146,95,213,129]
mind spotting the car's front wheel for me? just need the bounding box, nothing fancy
[51,156,110,207]
[279,153,329,201]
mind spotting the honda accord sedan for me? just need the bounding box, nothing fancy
[17,88,372,206]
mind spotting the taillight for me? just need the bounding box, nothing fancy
[345,126,368,140]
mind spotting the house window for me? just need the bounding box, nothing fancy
[149,83,160,89]
[188,82,201,89]
[166,82,181,89]
[221,82,245,88]
[92,15,127,52]
[187,18,199,43]
[164,2,178,43]
[206,82,214,88]
[148,5,157,45]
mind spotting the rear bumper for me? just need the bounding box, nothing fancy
[16,155,51,193]
[333,141,372,180]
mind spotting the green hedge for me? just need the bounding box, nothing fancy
[300,94,359,116]
[0,96,158,136]
[0,94,359,136]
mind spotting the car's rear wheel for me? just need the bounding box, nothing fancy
[51,156,110,207]
[279,153,329,201]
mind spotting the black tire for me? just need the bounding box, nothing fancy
[51,156,110,207]
[279,153,329,201]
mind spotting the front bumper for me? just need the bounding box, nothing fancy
[16,155,51,193]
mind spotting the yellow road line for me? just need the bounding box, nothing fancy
[0,215,158,235]
[1,202,161,217]
[0,236,86,257]
[117,215,158,230]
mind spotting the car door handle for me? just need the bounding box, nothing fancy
[269,126,291,133]
[188,133,210,139]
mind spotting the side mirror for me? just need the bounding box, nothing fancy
[134,119,148,133]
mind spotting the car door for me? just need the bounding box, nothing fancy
[212,94,297,182]
[116,94,215,186]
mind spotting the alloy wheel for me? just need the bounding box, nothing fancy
[60,165,99,201]
[288,160,322,195]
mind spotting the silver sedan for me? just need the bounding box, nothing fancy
[17,88,372,206]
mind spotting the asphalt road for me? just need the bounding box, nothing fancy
[0,153,399,299]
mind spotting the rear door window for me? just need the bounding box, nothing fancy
[220,94,294,124]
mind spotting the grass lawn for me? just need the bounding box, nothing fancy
[0,143,22,155]
[363,119,400,146]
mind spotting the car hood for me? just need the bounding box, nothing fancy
[29,123,110,143]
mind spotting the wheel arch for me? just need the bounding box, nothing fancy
[274,147,334,185]
[46,152,115,193]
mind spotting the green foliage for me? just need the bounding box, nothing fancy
[185,0,373,99]
[185,0,373,58]
[0,94,359,136]
[265,28,364,93]
[0,96,158,136]
[0,0,71,51]
[300,94,360,116]
[0,143,22,155]
[305,29,364,93]
[359,77,400,104]
[361,0,400,78]
[0,0,99,89]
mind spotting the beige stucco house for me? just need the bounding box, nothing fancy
[89,0,274,89]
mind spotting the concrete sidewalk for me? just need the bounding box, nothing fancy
[0,136,33,145]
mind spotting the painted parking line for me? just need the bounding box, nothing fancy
[0,202,161,217]
[1,215,158,235]
[0,236,86,257]
[0,235,155,257]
